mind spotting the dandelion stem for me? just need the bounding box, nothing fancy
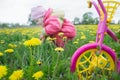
[29,47,33,66]
[52,52,61,79]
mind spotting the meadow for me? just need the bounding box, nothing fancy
[0,25,120,80]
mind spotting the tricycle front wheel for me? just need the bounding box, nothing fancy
[70,43,117,79]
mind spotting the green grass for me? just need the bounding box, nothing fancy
[0,25,120,80]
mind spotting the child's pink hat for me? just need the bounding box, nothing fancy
[31,6,47,20]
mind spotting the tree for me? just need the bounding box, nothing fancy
[118,20,120,24]
[94,17,99,24]
[28,14,37,26]
[73,17,80,25]
[82,12,94,24]
[0,23,9,28]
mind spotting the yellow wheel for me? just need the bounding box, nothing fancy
[76,49,115,79]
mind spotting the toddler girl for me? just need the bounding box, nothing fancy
[31,6,76,47]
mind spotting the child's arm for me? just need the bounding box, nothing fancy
[40,28,48,41]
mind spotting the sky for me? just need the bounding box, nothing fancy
[0,0,120,24]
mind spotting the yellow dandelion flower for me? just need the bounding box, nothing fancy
[30,38,41,46]
[0,65,7,79]
[62,36,67,41]
[76,39,79,41]
[32,71,44,80]
[36,61,42,65]
[4,49,14,53]
[80,35,86,40]
[9,70,24,80]
[55,47,64,52]
[46,37,52,41]
[52,38,56,41]
[73,41,78,44]
[80,32,84,35]
[24,38,41,46]
[58,32,64,37]
[8,44,17,48]
[46,37,53,43]
[0,40,5,44]
[116,29,120,33]
[89,41,95,43]
[23,40,31,46]
[0,52,3,56]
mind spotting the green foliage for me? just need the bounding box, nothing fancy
[118,20,120,24]
[28,14,37,26]
[73,17,80,25]
[82,12,94,24]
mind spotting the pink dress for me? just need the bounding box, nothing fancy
[43,8,76,47]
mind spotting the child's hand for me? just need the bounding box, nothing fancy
[35,18,44,25]
[40,34,48,42]
[40,34,45,40]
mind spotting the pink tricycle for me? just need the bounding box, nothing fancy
[70,0,120,79]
